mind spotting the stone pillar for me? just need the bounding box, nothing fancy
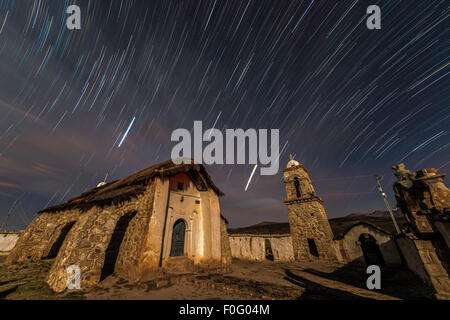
[396,236,450,299]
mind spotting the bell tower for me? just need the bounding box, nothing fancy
[284,155,337,262]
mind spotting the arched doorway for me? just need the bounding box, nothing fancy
[45,221,76,259]
[359,233,385,266]
[170,219,186,257]
[100,211,137,281]
[307,238,319,257]
[265,239,274,261]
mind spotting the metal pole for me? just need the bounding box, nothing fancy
[376,175,401,234]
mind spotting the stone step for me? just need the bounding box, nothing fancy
[162,257,196,274]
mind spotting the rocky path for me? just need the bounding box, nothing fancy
[0,257,433,300]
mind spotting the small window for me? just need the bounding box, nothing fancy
[294,178,302,198]
[307,239,319,257]
[195,200,200,204]
[177,182,184,190]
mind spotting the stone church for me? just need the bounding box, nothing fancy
[5,156,450,298]
[7,160,232,292]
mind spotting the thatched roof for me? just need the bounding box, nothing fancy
[40,160,224,214]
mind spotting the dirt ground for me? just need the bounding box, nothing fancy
[0,255,435,300]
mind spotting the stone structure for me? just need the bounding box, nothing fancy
[228,156,404,267]
[7,160,231,292]
[227,159,450,299]
[333,223,402,266]
[228,217,404,267]
[5,155,449,299]
[283,155,339,262]
[392,164,450,299]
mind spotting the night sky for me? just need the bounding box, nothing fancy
[0,0,448,230]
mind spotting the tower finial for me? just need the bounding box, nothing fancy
[287,154,300,168]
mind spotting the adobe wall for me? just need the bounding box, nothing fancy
[0,232,22,252]
[140,177,169,272]
[337,224,402,266]
[220,218,232,264]
[198,189,221,264]
[157,174,224,268]
[229,234,294,262]
[6,209,81,263]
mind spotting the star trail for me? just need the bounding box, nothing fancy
[0,0,448,229]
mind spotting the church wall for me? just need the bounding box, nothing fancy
[161,175,202,264]
[338,224,402,266]
[155,173,223,269]
[46,183,156,292]
[115,181,157,280]
[6,209,81,263]
[199,191,213,261]
[141,177,170,272]
[207,189,222,262]
[220,218,232,264]
[229,234,294,262]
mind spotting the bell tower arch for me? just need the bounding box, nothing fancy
[284,155,338,262]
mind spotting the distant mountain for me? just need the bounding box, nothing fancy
[344,209,403,219]
[228,222,290,235]
[228,209,406,237]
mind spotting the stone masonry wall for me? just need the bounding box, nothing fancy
[6,209,81,263]
[287,200,338,262]
[47,182,156,292]
[114,181,156,280]
[396,236,450,299]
